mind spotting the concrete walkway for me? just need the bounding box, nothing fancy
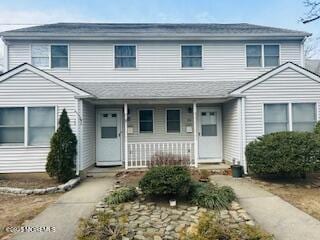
[211,175,320,240]
[13,177,114,240]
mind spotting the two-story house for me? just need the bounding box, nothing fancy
[0,23,318,175]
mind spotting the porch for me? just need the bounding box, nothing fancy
[79,98,244,171]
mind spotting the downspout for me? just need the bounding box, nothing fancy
[2,37,9,72]
[75,98,83,176]
[301,36,308,67]
[240,97,247,174]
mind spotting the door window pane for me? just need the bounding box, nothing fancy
[181,45,202,68]
[292,103,316,132]
[166,109,180,133]
[51,45,68,68]
[31,45,49,68]
[201,111,217,136]
[101,127,117,138]
[28,107,55,146]
[246,45,262,67]
[115,45,136,68]
[0,108,24,144]
[264,104,288,134]
[139,110,153,133]
[264,45,279,67]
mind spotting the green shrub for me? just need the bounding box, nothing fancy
[246,131,320,178]
[314,121,320,135]
[180,213,273,240]
[105,187,138,205]
[189,182,236,210]
[139,166,191,198]
[46,109,77,183]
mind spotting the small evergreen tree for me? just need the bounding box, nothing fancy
[46,109,77,183]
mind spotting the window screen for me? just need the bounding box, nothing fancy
[115,45,136,68]
[264,45,279,67]
[292,103,316,132]
[51,45,68,68]
[264,104,288,134]
[0,108,24,144]
[181,45,202,68]
[166,109,180,133]
[139,110,153,133]
[246,45,262,67]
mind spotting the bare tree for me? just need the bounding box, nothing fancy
[301,0,320,23]
[304,37,319,58]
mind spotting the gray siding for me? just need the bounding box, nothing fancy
[0,70,77,173]
[244,68,320,143]
[127,105,193,142]
[81,100,96,170]
[222,99,241,163]
[8,40,302,83]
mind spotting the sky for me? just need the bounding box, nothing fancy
[0,0,319,69]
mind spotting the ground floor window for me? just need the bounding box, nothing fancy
[0,106,56,146]
[166,109,181,133]
[264,103,316,134]
[0,108,25,145]
[139,109,153,133]
[28,107,56,146]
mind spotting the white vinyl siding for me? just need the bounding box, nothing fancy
[222,99,241,163]
[81,100,96,170]
[8,40,302,82]
[244,68,320,143]
[0,69,77,173]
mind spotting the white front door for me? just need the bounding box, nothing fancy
[198,107,222,162]
[96,110,122,166]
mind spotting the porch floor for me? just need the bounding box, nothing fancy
[86,163,230,178]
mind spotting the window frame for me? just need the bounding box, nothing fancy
[0,107,25,146]
[245,43,281,68]
[0,105,57,148]
[180,44,203,69]
[165,108,182,133]
[30,44,70,70]
[138,109,154,134]
[263,102,317,134]
[114,44,137,69]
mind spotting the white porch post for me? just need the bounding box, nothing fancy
[193,102,198,168]
[240,97,247,174]
[124,103,128,169]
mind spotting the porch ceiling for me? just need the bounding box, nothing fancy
[70,80,248,100]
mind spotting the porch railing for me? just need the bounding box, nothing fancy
[127,141,194,168]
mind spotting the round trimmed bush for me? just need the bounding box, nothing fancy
[139,166,191,198]
[246,131,320,178]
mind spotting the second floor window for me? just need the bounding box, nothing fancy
[181,45,202,68]
[115,45,136,68]
[246,44,279,68]
[31,44,69,69]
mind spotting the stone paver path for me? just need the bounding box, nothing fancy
[211,175,320,240]
[12,176,114,240]
[95,200,254,240]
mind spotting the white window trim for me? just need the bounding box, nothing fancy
[180,44,203,69]
[113,44,138,69]
[165,108,182,134]
[0,105,57,148]
[245,43,281,68]
[262,101,318,134]
[138,109,154,134]
[30,44,70,70]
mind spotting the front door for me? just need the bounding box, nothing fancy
[198,107,222,162]
[96,110,122,166]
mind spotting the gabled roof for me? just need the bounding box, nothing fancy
[230,62,320,95]
[70,80,248,99]
[0,63,93,97]
[0,23,310,41]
